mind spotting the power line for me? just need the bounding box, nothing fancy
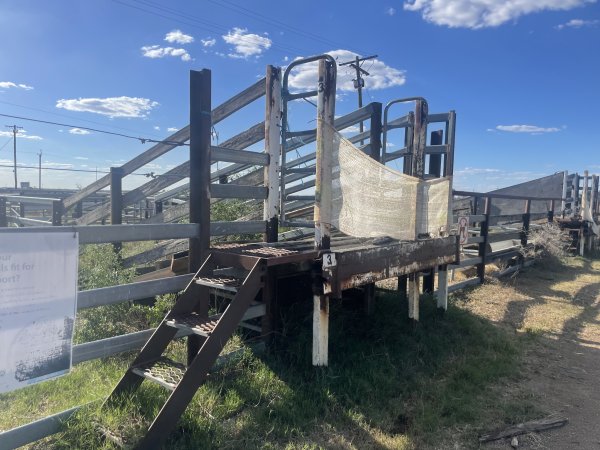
[0,99,166,140]
[0,113,189,146]
[0,137,12,152]
[206,0,371,55]
[111,0,310,56]
[0,163,155,176]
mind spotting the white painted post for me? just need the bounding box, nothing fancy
[408,273,420,320]
[312,295,329,366]
[312,58,336,367]
[263,65,282,243]
[437,267,448,310]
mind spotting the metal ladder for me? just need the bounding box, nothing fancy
[103,251,266,449]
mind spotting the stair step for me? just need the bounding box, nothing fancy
[166,313,220,336]
[195,275,242,292]
[131,357,186,390]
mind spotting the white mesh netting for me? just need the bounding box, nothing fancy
[329,126,451,240]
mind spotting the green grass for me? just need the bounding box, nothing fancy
[2,289,537,449]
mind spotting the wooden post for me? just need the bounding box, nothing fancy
[561,170,568,216]
[19,202,25,219]
[437,266,448,311]
[548,199,555,223]
[398,275,407,297]
[52,200,63,226]
[521,199,531,248]
[363,102,382,314]
[312,59,335,367]
[155,200,163,215]
[110,167,123,252]
[411,99,427,179]
[423,129,443,294]
[73,201,83,219]
[477,197,491,283]
[0,197,6,227]
[582,171,589,255]
[264,65,281,243]
[110,167,123,226]
[592,175,599,217]
[572,173,580,216]
[188,69,212,365]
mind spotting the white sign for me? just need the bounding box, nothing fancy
[0,231,78,393]
[322,252,337,269]
[458,216,470,245]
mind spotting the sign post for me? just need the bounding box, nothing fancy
[0,231,78,393]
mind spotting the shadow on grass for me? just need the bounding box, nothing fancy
[55,288,535,450]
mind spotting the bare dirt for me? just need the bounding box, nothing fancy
[459,257,600,449]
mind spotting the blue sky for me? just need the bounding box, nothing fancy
[0,0,598,192]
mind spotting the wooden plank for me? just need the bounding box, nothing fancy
[62,78,265,210]
[332,237,458,293]
[479,417,568,443]
[76,122,265,224]
[211,146,268,165]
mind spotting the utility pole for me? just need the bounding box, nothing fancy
[38,150,42,189]
[5,125,23,188]
[338,54,378,143]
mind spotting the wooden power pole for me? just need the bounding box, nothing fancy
[5,125,23,188]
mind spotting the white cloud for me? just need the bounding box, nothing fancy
[222,27,272,59]
[0,81,34,90]
[556,18,599,29]
[74,156,89,160]
[288,50,406,92]
[201,38,216,47]
[403,0,595,29]
[69,128,91,135]
[167,127,179,132]
[153,126,160,131]
[164,29,194,44]
[56,96,159,118]
[0,129,42,140]
[141,45,191,61]
[496,124,561,133]
[386,7,397,15]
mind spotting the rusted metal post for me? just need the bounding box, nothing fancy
[110,167,123,251]
[188,69,212,364]
[477,197,491,284]
[52,200,63,226]
[264,65,281,243]
[313,58,335,367]
[0,197,6,227]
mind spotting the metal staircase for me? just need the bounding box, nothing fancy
[103,251,266,449]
